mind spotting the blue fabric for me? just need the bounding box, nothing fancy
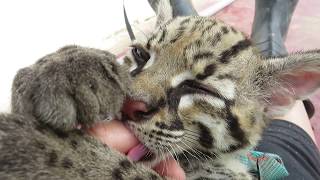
[239,151,289,180]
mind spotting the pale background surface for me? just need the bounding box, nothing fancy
[0,0,232,112]
[0,0,155,112]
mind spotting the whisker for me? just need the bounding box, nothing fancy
[157,142,167,175]
[184,132,200,138]
[168,143,181,167]
[183,134,200,141]
[180,140,205,161]
[184,128,199,135]
[132,24,149,41]
[174,143,194,169]
[163,145,175,173]
[182,138,218,161]
[179,141,201,161]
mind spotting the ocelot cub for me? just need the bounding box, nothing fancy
[1,0,320,179]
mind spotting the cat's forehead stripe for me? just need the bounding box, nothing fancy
[218,39,252,64]
[171,71,194,87]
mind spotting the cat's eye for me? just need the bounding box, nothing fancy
[131,45,150,66]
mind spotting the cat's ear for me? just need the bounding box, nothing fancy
[149,0,174,26]
[257,50,320,116]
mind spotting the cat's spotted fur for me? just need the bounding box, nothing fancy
[1,0,320,179]
[121,1,320,179]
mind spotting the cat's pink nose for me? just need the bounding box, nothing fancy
[122,100,156,121]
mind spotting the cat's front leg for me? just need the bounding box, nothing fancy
[11,45,131,131]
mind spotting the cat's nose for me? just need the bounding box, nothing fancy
[122,100,157,122]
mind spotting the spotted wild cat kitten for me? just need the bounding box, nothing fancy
[120,1,320,179]
[1,0,320,179]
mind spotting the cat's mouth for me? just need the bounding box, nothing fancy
[86,118,157,165]
[121,119,158,165]
[126,142,156,163]
[121,99,170,166]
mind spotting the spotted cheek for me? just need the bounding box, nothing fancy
[178,104,236,152]
[128,113,186,163]
[127,111,167,142]
[178,105,214,150]
[151,112,185,142]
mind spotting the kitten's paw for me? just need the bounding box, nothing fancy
[12,45,131,131]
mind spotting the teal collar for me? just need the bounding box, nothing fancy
[239,151,289,180]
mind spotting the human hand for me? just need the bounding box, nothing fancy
[87,120,186,180]
[273,100,316,143]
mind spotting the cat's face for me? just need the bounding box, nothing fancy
[122,16,265,166]
[121,1,320,166]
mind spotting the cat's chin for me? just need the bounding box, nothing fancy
[121,111,170,167]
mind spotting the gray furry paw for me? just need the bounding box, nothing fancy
[11,45,131,131]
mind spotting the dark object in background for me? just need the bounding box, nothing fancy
[251,0,298,57]
[148,0,198,16]
[251,0,314,118]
